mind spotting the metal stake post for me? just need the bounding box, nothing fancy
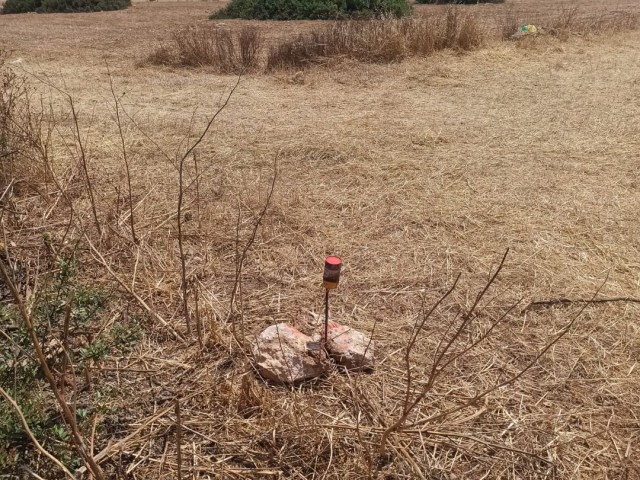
[324,289,330,346]
[322,256,342,349]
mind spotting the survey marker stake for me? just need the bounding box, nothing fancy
[322,256,342,348]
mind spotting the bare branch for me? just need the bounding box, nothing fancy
[228,155,278,348]
[525,296,640,310]
[106,64,138,243]
[84,236,186,343]
[178,74,241,166]
[68,95,101,237]
[406,273,610,431]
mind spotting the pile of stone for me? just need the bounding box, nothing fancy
[253,321,374,384]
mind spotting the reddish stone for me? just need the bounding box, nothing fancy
[254,323,328,384]
[321,321,375,371]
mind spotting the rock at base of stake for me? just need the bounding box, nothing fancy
[254,323,327,384]
[322,321,375,371]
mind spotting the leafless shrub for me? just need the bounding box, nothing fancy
[209,29,237,72]
[442,7,459,48]
[145,42,174,66]
[148,26,262,73]
[267,12,485,71]
[501,11,521,40]
[457,12,486,50]
[265,35,320,71]
[550,6,580,32]
[545,7,638,37]
[1,52,28,190]
[238,26,262,71]
[0,53,54,200]
[579,10,638,34]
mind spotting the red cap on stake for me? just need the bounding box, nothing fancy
[323,256,342,290]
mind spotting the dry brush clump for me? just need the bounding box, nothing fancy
[268,12,486,69]
[0,51,53,199]
[266,12,485,70]
[147,11,486,73]
[548,7,638,36]
[146,25,262,73]
[146,6,640,73]
[1,51,29,189]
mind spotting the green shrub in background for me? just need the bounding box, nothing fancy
[211,0,410,20]
[0,0,39,13]
[1,0,130,14]
[416,0,504,4]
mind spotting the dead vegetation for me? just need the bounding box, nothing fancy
[170,26,262,72]
[546,6,638,35]
[1,1,640,479]
[266,12,484,70]
[148,11,486,71]
[0,51,33,192]
[147,7,638,72]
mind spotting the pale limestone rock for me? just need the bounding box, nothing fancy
[254,323,327,384]
[322,321,375,371]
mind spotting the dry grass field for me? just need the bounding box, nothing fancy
[1,0,640,479]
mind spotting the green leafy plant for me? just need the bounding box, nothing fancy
[110,319,142,352]
[0,390,48,469]
[0,250,141,472]
[80,340,110,363]
[72,287,107,326]
[76,407,90,421]
[51,424,69,443]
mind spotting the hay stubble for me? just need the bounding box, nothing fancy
[1,1,639,478]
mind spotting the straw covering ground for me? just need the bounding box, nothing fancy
[0,0,640,478]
